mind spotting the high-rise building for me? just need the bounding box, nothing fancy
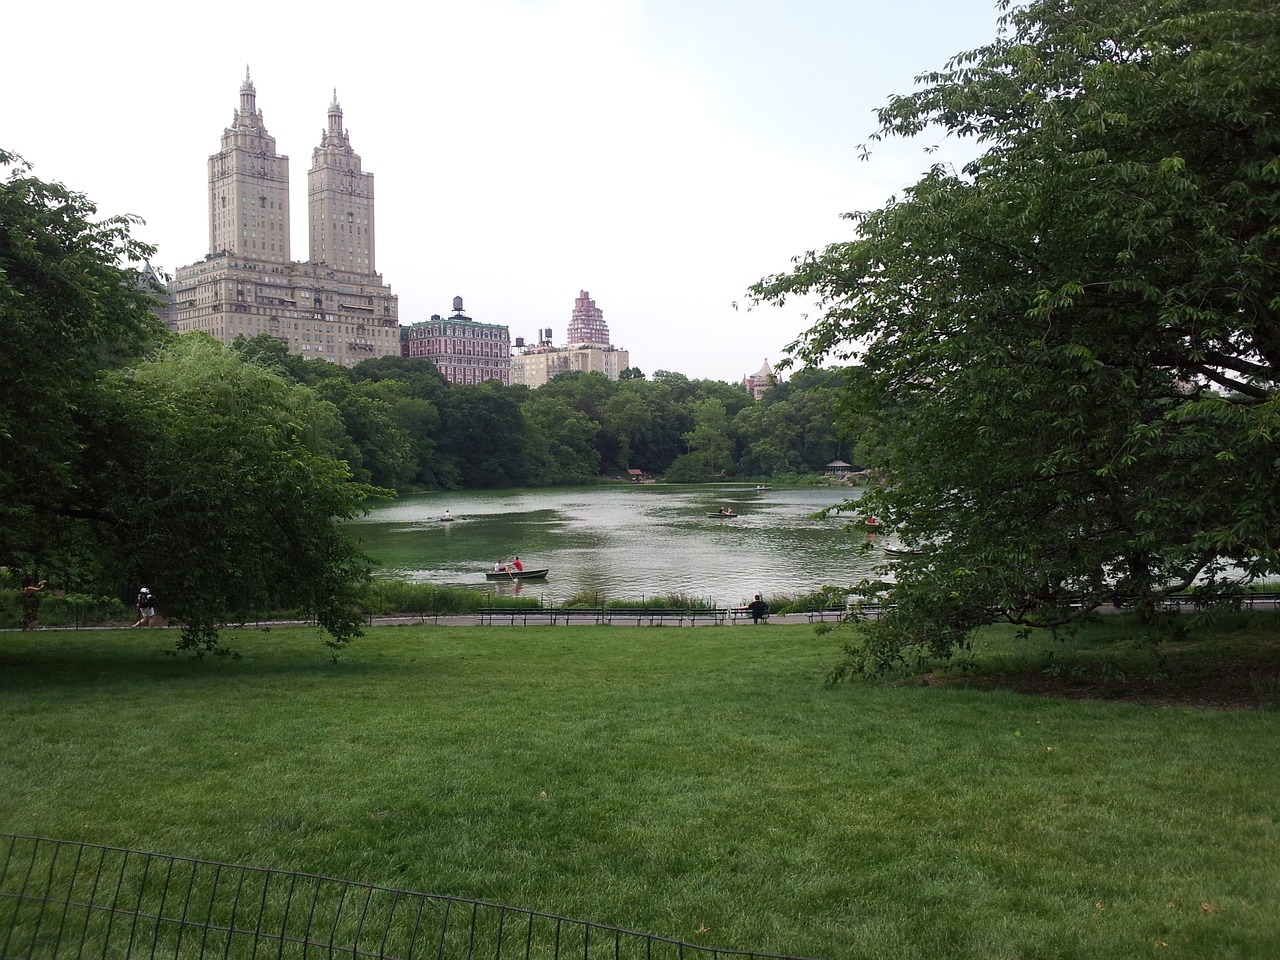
[309,91,375,274]
[401,297,511,385]
[567,290,610,348]
[207,72,292,264]
[169,71,400,366]
[510,290,629,388]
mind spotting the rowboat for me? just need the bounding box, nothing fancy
[708,512,737,518]
[882,546,921,557]
[485,568,550,581]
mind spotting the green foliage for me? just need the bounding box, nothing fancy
[365,579,538,615]
[229,337,852,487]
[520,394,601,485]
[311,377,414,488]
[753,0,1280,670]
[87,337,376,654]
[0,148,167,577]
[772,585,848,616]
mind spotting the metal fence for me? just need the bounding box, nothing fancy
[0,834,816,960]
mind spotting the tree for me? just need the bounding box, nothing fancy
[521,394,600,484]
[750,0,1280,673]
[87,337,375,653]
[667,398,733,482]
[439,382,528,488]
[312,378,413,489]
[0,149,166,577]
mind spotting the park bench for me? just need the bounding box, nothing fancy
[476,607,734,626]
[803,604,848,622]
[1157,591,1280,612]
[555,607,607,625]
[728,607,770,624]
[603,607,727,626]
[474,607,607,625]
[475,607,559,626]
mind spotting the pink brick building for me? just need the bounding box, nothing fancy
[402,297,511,385]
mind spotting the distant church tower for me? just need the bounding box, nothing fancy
[308,90,376,274]
[207,68,292,263]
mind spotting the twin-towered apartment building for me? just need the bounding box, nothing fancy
[168,72,627,388]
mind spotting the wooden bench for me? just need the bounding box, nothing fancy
[728,607,770,624]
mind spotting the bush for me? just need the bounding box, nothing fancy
[774,585,849,616]
[0,589,131,629]
[366,580,539,616]
[603,593,718,610]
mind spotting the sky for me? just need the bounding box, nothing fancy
[7,0,1007,382]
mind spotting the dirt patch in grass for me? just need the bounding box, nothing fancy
[926,654,1280,711]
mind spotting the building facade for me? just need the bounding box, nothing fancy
[566,290,610,348]
[743,360,775,400]
[510,291,629,388]
[511,342,630,388]
[169,71,400,366]
[401,297,511,385]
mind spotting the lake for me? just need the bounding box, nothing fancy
[347,484,881,605]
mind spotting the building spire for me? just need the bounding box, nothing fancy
[327,89,344,140]
[239,66,257,119]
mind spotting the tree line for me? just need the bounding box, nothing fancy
[235,339,852,491]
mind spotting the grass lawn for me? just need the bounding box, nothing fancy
[1,619,1278,959]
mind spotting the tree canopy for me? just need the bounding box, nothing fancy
[0,149,165,576]
[88,337,376,652]
[750,0,1280,673]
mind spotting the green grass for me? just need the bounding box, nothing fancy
[1,621,1278,959]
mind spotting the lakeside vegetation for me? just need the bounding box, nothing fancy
[2,619,1277,960]
[0,573,853,632]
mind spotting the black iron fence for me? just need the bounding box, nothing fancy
[0,834,816,960]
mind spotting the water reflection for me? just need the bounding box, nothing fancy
[347,484,878,605]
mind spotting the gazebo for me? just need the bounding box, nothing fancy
[825,460,853,476]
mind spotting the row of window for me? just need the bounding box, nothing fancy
[412,326,508,340]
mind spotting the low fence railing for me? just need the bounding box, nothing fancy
[0,833,816,960]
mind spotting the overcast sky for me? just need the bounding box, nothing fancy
[8,0,1006,382]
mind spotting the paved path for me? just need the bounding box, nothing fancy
[6,613,799,632]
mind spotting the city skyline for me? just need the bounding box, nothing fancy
[7,0,1005,381]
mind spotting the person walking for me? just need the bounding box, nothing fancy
[132,586,157,628]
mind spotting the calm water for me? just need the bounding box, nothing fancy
[347,484,880,605]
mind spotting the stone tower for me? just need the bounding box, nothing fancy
[308,90,376,274]
[207,68,291,263]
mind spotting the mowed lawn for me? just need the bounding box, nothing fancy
[1,622,1277,960]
